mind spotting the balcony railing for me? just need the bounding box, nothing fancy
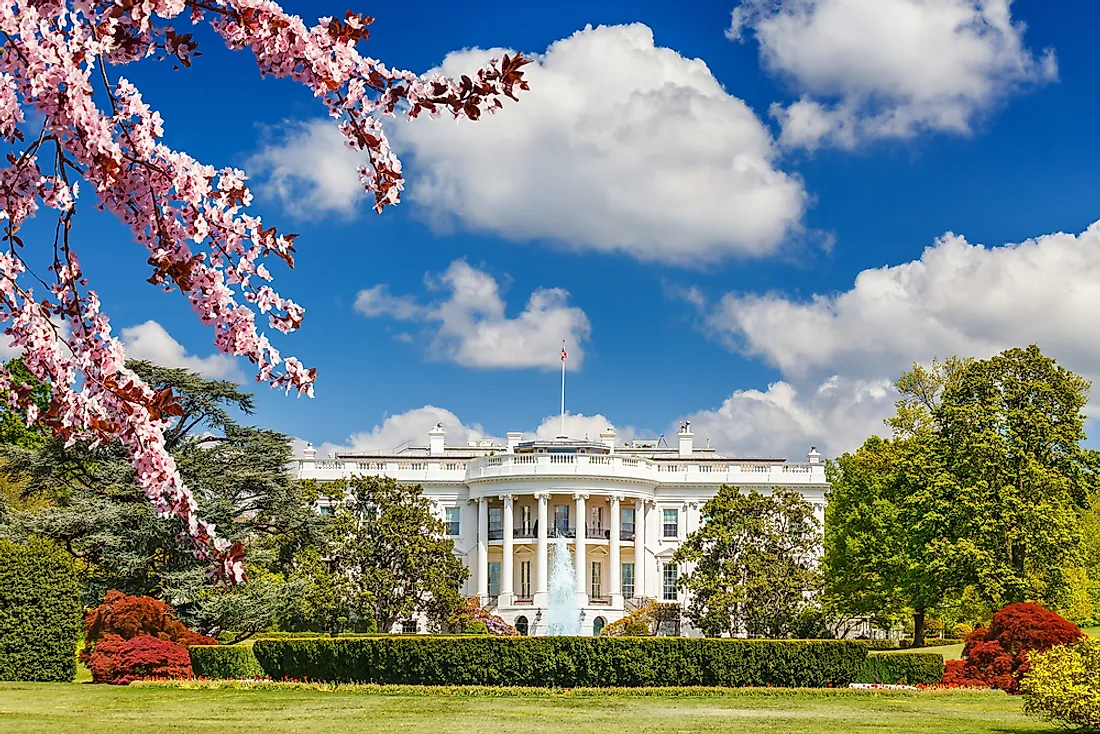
[513,525,537,539]
[620,528,636,541]
[488,521,503,541]
[586,525,610,539]
[549,526,576,538]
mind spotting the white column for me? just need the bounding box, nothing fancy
[634,498,646,600]
[610,495,622,606]
[644,501,657,598]
[477,497,489,600]
[535,493,549,607]
[500,494,514,605]
[575,492,588,604]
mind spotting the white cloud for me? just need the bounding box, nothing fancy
[706,220,1100,385]
[529,412,638,443]
[682,377,895,460]
[317,405,491,457]
[729,0,1057,149]
[247,119,366,218]
[250,23,804,265]
[355,260,591,370]
[121,320,242,379]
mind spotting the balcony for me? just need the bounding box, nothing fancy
[620,528,636,541]
[549,526,576,538]
[586,525,610,540]
[488,521,503,541]
[513,525,537,539]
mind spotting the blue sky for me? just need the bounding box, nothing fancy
[47,0,1100,458]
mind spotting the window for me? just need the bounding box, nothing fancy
[621,507,635,534]
[488,562,501,597]
[590,561,602,598]
[488,506,502,539]
[662,563,678,601]
[622,563,635,598]
[515,615,529,636]
[593,616,607,636]
[401,620,418,634]
[663,508,679,538]
[318,505,332,516]
[519,560,532,598]
[521,506,533,534]
[445,507,460,536]
[590,506,603,530]
[554,505,570,534]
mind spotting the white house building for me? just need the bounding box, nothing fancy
[293,423,828,636]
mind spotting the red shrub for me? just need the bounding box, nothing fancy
[91,636,193,685]
[941,603,1082,693]
[80,591,216,683]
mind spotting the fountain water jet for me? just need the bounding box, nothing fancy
[544,535,581,635]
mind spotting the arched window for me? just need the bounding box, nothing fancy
[515,615,529,636]
[593,616,607,636]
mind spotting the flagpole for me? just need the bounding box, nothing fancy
[560,339,566,438]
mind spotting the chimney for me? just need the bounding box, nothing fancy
[808,446,822,465]
[429,423,446,456]
[507,432,523,453]
[600,427,617,454]
[678,421,694,457]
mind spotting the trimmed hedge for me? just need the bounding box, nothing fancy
[252,637,867,688]
[899,638,965,649]
[190,645,264,680]
[0,538,81,682]
[858,653,945,685]
[853,640,899,650]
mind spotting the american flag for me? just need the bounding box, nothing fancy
[561,344,568,361]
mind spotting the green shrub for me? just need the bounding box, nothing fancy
[189,645,264,680]
[1021,639,1100,729]
[0,538,81,682]
[252,636,867,688]
[899,638,965,649]
[858,653,945,685]
[852,640,899,650]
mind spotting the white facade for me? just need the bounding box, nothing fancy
[293,423,828,636]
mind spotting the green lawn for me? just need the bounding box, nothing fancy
[0,683,1060,734]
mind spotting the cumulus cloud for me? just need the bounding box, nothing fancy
[355,260,591,370]
[121,320,242,379]
[729,0,1057,149]
[316,405,491,457]
[682,377,895,460]
[529,412,639,443]
[253,24,809,265]
[247,119,366,218]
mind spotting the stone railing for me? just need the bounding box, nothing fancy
[294,453,826,487]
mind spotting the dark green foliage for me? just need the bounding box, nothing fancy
[252,637,867,688]
[1,361,324,637]
[189,645,264,680]
[857,653,945,685]
[851,640,899,650]
[673,486,822,638]
[0,537,81,682]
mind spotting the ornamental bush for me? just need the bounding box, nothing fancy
[600,602,657,637]
[81,591,217,684]
[1021,639,1100,729]
[857,653,945,685]
[189,645,265,680]
[0,538,81,682]
[106,637,192,685]
[941,603,1082,693]
[252,637,867,688]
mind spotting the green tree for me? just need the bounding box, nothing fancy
[825,434,962,646]
[672,486,821,638]
[826,345,1096,645]
[322,475,467,633]
[0,361,324,638]
[937,345,1095,607]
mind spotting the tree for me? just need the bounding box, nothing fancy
[937,346,1096,608]
[826,346,1097,646]
[0,3,530,576]
[1,361,324,635]
[672,486,821,638]
[322,475,467,633]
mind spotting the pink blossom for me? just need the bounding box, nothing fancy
[0,0,530,581]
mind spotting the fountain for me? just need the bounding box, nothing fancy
[544,535,582,635]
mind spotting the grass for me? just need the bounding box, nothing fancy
[0,682,1060,734]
